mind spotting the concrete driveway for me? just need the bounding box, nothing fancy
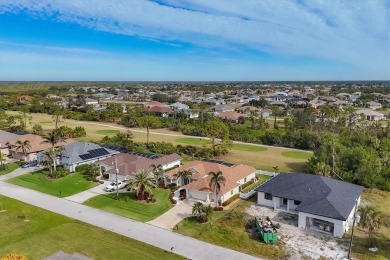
[0,165,40,181]
[148,199,193,229]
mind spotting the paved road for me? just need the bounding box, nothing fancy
[0,181,258,260]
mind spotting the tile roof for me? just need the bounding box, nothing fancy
[167,161,256,194]
[216,111,247,120]
[145,106,172,113]
[255,173,364,221]
[0,130,23,148]
[100,153,181,177]
[9,134,74,153]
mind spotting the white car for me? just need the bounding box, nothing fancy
[104,181,126,192]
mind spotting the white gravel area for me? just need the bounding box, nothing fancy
[246,204,350,260]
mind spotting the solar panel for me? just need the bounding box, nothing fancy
[200,158,235,167]
[132,152,160,159]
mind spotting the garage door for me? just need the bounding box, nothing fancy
[189,190,208,201]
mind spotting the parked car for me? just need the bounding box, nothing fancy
[104,181,126,192]
[21,160,38,168]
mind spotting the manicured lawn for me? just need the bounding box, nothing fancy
[0,195,183,260]
[175,137,211,145]
[241,175,271,193]
[84,189,172,222]
[0,163,20,176]
[281,151,313,160]
[233,143,267,152]
[175,199,287,259]
[96,129,120,135]
[8,171,97,197]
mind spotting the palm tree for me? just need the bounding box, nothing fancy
[178,169,192,186]
[41,131,66,172]
[192,202,204,221]
[150,164,164,185]
[209,171,226,207]
[86,163,101,178]
[314,162,331,177]
[358,205,383,247]
[201,205,214,222]
[40,151,54,177]
[127,170,157,200]
[191,202,213,223]
[14,140,32,161]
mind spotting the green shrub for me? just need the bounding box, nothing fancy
[240,179,255,190]
[75,164,89,172]
[222,194,239,206]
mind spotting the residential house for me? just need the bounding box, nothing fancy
[165,160,256,204]
[355,109,385,121]
[270,101,288,109]
[145,106,172,117]
[366,101,382,110]
[0,130,23,156]
[211,104,235,114]
[236,106,258,115]
[216,111,246,122]
[9,134,74,161]
[100,152,181,181]
[255,173,364,238]
[85,98,99,106]
[169,102,189,110]
[260,108,272,118]
[52,141,118,172]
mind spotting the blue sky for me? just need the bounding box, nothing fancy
[0,0,389,81]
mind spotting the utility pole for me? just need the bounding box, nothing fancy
[0,143,3,170]
[347,199,360,259]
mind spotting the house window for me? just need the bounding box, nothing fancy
[230,190,233,195]
[264,193,272,200]
[282,198,288,206]
[244,177,247,182]
[294,200,301,205]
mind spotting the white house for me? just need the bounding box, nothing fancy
[255,173,364,238]
[355,109,385,121]
[165,160,256,204]
[366,101,382,110]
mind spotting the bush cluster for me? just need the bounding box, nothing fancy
[222,194,239,206]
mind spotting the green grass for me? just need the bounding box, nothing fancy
[8,171,97,197]
[175,199,287,259]
[96,129,120,135]
[84,189,172,222]
[0,195,183,260]
[175,137,211,145]
[241,175,271,193]
[0,163,20,176]
[233,143,267,152]
[281,151,313,160]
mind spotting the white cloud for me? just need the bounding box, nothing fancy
[0,0,389,73]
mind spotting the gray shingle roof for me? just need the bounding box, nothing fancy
[60,142,118,165]
[255,173,364,220]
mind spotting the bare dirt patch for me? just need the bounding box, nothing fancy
[246,204,349,260]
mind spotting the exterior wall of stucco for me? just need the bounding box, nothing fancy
[257,191,275,207]
[298,212,345,238]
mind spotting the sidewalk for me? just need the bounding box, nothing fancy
[0,181,258,260]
